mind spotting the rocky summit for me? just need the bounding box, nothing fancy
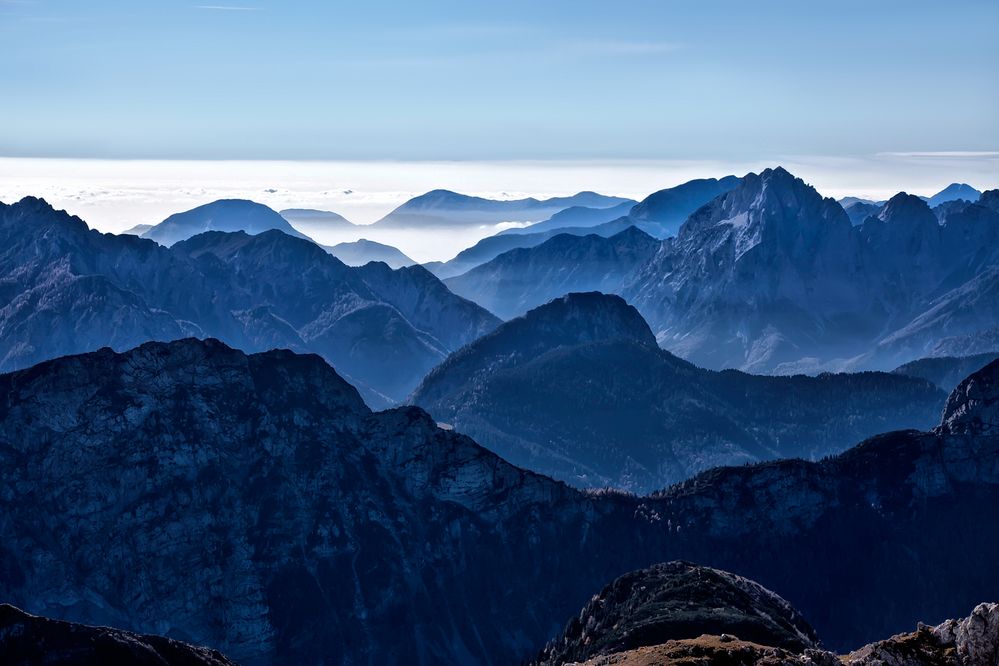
[533,563,999,666]
[531,561,819,665]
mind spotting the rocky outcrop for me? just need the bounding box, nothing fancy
[940,359,999,435]
[534,565,998,665]
[0,604,237,666]
[532,562,819,665]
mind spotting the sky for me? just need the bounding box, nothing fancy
[1,0,997,161]
[0,1,997,261]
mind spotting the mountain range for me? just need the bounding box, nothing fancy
[2,337,997,663]
[423,176,740,279]
[445,228,660,320]
[411,292,947,492]
[444,168,999,373]
[0,197,497,403]
[372,189,632,228]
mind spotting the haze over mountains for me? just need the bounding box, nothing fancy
[443,169,999,375]
[372,189,633,228]
[325,238,416,269]
[0,197,496,404]
[2,338,997,664]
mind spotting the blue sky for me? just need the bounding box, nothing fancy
[1,0,997,161]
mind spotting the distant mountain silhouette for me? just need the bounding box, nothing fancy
[627,175,740,237]
[326,238,415,268]
[445,227,659,319]
[142,199,312,246]
[120,223,154,236]
[373,189,632,228]
[843,200,881,225]
[927,182,983,207]
[279,207,357,231]
[498,200,635,236]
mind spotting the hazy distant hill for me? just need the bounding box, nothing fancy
[445,226,659,319]
[141,199,312,246]
[926,182,982,207]
[373,189,632,228]
[326,238,415,268]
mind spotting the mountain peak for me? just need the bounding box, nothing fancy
[878,192,937,227]
[928,182,983,208]
[939,359,999,435]
[411,292,657,407]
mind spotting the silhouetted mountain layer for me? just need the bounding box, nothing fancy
[279,207,357,231]
[843,200,881,225]
[412,293,947,492]
[120,223,154,236]
[894,352,999,392]
[1,339,998,663]
[373,189,632,228]
[627,175,740,238]
[927,182,983,208]
[0,604,237,666]
[0,197,498,402]
[445,228,660,319]
[499,200,635,236]
[142,199,311,246]
[325,238,415,268]
[446,170,999,371]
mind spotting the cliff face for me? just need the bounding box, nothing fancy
[1,340,998,663]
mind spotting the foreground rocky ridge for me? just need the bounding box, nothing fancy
[534,563,999,666]
[0,604,237,666]
[1,341,998,663]
[413,292,947,492]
